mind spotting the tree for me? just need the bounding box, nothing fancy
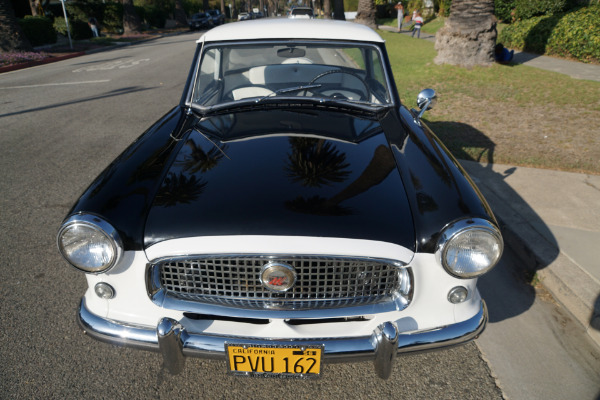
[174,0,187,27]
[323,0,332,19]
[123,0,143,34]
[28,0,40,16]
[434,0,497,67]
[1,0,33,52]
[355,0,376,28]
[332,0,345,20]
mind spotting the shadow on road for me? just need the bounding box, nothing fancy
[0,86,154,119]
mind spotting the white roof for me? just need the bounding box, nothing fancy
[198,18,384,44]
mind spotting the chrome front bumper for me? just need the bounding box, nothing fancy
[77,299,487,379]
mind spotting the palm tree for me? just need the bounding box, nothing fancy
[177,140,226,174]
[323,0,332,19]
[354,0,376,29]
[154,173,207,207]
[174,0,187,27]
[285,138,351,188]
[332,0,345,20]
[434,0,497,66]
[123,0,143,34]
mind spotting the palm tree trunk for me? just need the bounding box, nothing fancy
[355,0,376,29]
[0,0,33,52]
[434,0,497,67]
[122,0,143,34]
[323,0,332,19]
[28,0,40,16]
[332,0,345,20]
[174,0,187,27]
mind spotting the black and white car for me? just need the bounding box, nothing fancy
[58,19,503,379]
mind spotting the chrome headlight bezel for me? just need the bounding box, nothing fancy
[57,214,123,274]
[436,218,503,279]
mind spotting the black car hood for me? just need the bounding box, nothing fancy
[144,109,416,251]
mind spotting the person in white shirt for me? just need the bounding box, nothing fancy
[412,13,423,38]
[394,2,404,32]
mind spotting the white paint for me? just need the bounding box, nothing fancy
[72,58,150,73]
[145,235,415,264]
[0,79,110,90]
[198,19,383,44]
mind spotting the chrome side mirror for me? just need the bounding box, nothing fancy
[414,88,436,122]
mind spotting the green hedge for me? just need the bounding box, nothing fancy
[102,2,124,33]
[19,16,57,46]
[494,0,515,22]
[513,0,572,20]
[53,18,93,40]
[499,5,600,63]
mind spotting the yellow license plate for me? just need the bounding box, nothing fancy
[225,343,323,378]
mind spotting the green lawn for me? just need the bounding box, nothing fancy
[379,30,600,173]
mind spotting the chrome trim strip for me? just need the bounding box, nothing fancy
[77,299,488,367]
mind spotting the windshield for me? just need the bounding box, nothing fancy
[191,41,393,112]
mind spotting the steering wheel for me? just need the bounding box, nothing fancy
[307,69,371,101]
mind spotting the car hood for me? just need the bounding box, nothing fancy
[144,109,415,251]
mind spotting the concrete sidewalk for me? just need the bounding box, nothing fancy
[460,161,600,347]
[378,24,600,82]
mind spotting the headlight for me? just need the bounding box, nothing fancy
[436,218,503,279]
[57,214,123,273]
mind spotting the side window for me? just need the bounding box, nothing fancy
[195,48,222,104]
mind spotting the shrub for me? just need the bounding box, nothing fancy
[436,0,451,17]
[144,5,167,28]
[19,16,57,46]
[499,4,600,63]
[494,0,515,22]
[102,2,124,33]
[513,0,572,20]
[53,18,93,40]
[546,5,600,62]
[376,3,396,19]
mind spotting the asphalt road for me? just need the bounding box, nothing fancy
[0,32,597,399]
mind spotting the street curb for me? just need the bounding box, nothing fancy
[460,161,600,348]
[0,52,85,74]
[0,32,173,74]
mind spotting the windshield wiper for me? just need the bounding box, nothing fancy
[257,84,322,102]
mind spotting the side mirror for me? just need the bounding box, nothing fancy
[414,88,436,122]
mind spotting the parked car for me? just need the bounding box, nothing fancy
[189,12,213,31]
[207,9,225,25]
[289,6,314,18]
[58,19,503,380]
[237,11,251,21]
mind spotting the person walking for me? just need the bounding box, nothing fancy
[88,17,99,37]
[394,2,404,32]
[411,12,423,38]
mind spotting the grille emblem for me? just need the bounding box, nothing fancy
[260,262,297,292]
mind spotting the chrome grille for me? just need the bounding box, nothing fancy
[155,255,404,310]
